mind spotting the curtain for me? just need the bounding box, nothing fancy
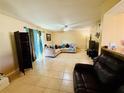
[29,29,36,61]
[39,31,43,54]
[24,27,29,32]
[33,30,42,60]
[24,27,43,61]
[24,27,36,61]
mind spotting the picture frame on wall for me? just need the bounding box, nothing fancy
[46,34,51,41]
[95,32,100,39]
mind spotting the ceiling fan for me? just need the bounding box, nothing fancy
[40,20,95,31]
[59,23,82,31]
[46,20,96,31]
[63,25,70,31]
[58,20,94,31]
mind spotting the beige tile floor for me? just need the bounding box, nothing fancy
[0,51,93,93]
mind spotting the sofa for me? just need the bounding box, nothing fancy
[44,43,76,57]
[44,48,61,58]
[61,47,76,53]
[61,44,76,53]
[73,48,124,93]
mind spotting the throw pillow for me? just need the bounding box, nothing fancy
[44,44,48,48]
[50,46,54,49]
[61,44,65,48]
[58,45,61,49]
[65,44,70,48]
[69,44,74,48]
[55,44,58,49]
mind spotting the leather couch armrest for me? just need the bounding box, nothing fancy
[74,63,93,73]
[93,56,100,64]
[93,56,99,62]
[116,86,124,93]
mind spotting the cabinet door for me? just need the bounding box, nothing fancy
[20,33,32,69]
[14,32,24,73]
[14,31,33,74]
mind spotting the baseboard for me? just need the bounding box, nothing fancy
[80,48,86,51]
[6,68,20,82]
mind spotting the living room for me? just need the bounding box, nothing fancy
[1,0,124,93]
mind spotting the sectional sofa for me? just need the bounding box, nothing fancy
[44,48,61,57]
[44,43,77,57]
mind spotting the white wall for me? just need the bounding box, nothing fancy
[90,23,101,42]
[0,13,44,74]
[102,13,124,48]
[52,30,90,49]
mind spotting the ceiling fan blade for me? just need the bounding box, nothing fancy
[67,20,96,30]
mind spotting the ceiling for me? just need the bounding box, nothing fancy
[0,0,106,31]
[105,0,124,16]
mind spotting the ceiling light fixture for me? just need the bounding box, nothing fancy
[64,25,69,31]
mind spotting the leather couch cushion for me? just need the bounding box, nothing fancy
[75,87,86,93]
[74,71,85,88]
[73,71,86,93]
[117,86,124,93]
[74,70,100,93]
[86,89,98,93]
[81,72,99,91]
[94,61,116,84]
[98,55,124,73]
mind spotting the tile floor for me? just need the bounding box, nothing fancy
[0,51,93,93]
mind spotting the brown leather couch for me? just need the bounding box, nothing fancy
[73,48,124,93]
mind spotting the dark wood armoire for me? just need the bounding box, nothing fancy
[14,31,33,74]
